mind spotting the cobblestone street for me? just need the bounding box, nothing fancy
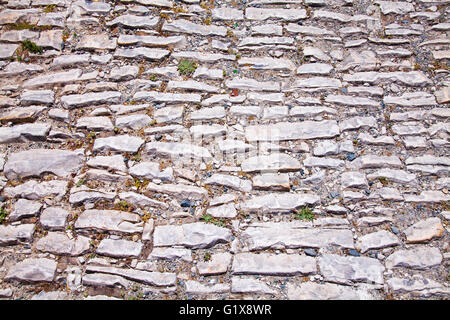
[0,0,449,300]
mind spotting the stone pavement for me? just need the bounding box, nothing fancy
[0,0,449,300]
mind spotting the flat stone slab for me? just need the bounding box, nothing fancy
[385,247,443,270]
[35,232,90,256]
[3,180,68,200]
[4,149,84,180]
[241,222,354,250]
[93,135,144,153]
[318,254,385,285]
[0,224,35,246]
[245,121,340,142]
[239,193,320,213]
[231,277,276,295]
[403,218,445,243]
[153,222,232,249]
[287,282,376,300]
[356,230,400,253]
[5,258,57,283]
[387,277,450,297]
[197,252,232,275]
[232,253,316,276]
[74,210,143,234]
[39,207,70,230]
[96,239,143,258]
[85,265,176,287]
[241,153,301,173]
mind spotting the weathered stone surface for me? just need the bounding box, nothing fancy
[197,252,232,275]
[153,222,232,249]
[287,282,375,300]
[387,277,450,297]
[5,258,57,282]
[35,232,90,256]
[232,253,316,275]
[241,153,300,173]
[96,239,143,258]
[93,135,144,153]
[61,91,122,109]
[145,142,212,161]
[148,247,192,262]
[75,210,143,234]
[241,222,354,250]
[403,218,445,243]
[185,280,230,295]
[85,265,176,287]
[240,193,320,213]
[385,247,443,270]
[318,254,385,285]
[4,149,83,180]
[40,207,70,230]
[3,180,68,200]
[0,224,35,246]
[231,277,276,295]
[356,230,400,253]
[245,121,340,142]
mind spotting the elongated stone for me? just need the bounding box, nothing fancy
[356,230,400,253]
[5,258,57,283]
[240,193,320,214]
[246,8,307,21]
[3,180,68,200]
[96,239,143,258]
[318,254,385,285]
[85,265,176,287]
[61,91,122,109]
[4,149,83,180]
[241,222,354,250]
[386,247,442,270]
[403,217,445,243]
[93,135,144,153]
[145,142,212,161]
[245,121,340,142]
[343,71,432,86]
[35,232,90,256]
[287,282,375,300]
[232,253,316,275]
[162,19,227,36]
[241,153,300,173]
[153,222,231,249]
[0,224,35,246]
[114,47,170,60]
[74,210,143,234]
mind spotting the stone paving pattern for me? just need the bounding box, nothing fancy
[0,0,449,300]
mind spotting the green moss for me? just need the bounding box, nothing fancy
[178,59,197,76]
[294,207,315,221]
[21,40,43,54]
[0,207,7,224]
[43,4,56,13]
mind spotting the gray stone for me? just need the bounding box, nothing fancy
[385,247,443,270]
[75,210,143,234]
[5,258,56,282]
[35,232,90,256]
[318,254,385,285]
[153,222,231,249]
[241,222,354,250]
[403,218,445,243]
[96,239,143,258]
[93,135,144,153]
[232,253,316,275]
[4,149,83,180]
